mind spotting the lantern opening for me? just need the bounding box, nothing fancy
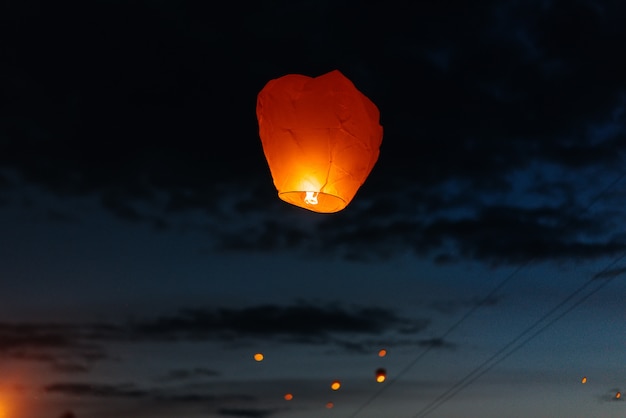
[304,191,319,205]
[279,190,347,213]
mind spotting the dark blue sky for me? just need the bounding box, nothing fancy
[2,1,626,417]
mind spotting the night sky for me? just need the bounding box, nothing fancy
[2,1,626,417]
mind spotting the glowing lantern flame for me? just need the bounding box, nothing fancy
[257,70,383,213]
[376,368,387,383]
[254,353,264,362]
[378,349,387,357]
[616,391,621,400]
[284,393,293,401]
[304,191,319,205]
[330,380,341,391]
[581,376,587,384]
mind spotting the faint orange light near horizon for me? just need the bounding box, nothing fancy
[330,380,341,391]
[616,391,621,400]
[256,69,383,213]
[326,401,334,409]
[378,349,387,357]
[0,396,11,418]
[253,353,264,362]
[284,393,293,401]
[581,376,587,384]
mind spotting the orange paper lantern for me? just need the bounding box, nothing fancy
[256,70,383,213]
[375,368,387,383]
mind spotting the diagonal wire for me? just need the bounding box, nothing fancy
[411,250,626,418]
[347,168,626,418]
[346,263,529,418]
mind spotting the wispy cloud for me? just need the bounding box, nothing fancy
[2,1,626,268]
[45,382,147,398]
[155,367,221,382]
[593,266,626,280]
[217,407,277,418]
[132,304,426,342]
[0,302,434,372]
[44,380,259,416]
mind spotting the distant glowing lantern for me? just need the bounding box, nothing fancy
[378,349,387,357]
[256,70,383,213]
[330,380,341,391]
[375,368,387,383]
[581,376,587,384]
[284,393,294,401]
[326,402,334,409]
[254,353,264,362]
[616,391,621,400]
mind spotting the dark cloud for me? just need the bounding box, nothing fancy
[0,323,77,350]
[133,303,426,343]
[44,381,255,409]
[156,367,221,382]
[333,335,454,354]
[416,204,626,265]
[9,351,91,374]
[43,379,261,418]
[592,266,626,280]
[0,322,108,372]
[0,303,431,372]
[428,296,500,315]
[2,0,626,266]
[417,337,457,350]
[212,200,626,265]
[45,382,147,398]
[217,407,277,418]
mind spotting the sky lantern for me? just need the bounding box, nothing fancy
[330,380,341,390]
[253,353,264,362]
[375,368,387,383]
[256,70,383,213]
[284,393,294,401]
[581,376,587,384]
[378,348,387,357]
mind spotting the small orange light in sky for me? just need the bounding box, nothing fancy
[330,380,341,391]
[581,376,587,384]
[616,391,621,400]
[375,368,387,383]
[326,402,334,409]
[284,393,293,401]
[378,349,387,357]
[254,353,264,362]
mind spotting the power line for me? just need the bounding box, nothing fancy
[347,167,626,418]
[346,263,529,418]
[411,250,626,418]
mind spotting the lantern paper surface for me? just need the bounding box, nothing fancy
[256,70,383,213]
